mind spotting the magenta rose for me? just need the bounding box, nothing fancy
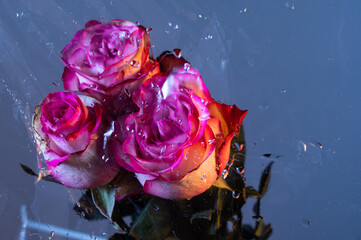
[61,19,160,117]
[33,91,119,189]
[109,67,247,200]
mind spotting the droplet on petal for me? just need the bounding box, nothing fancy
[130,60,139,68]
[184,63,191,71]
[124,89,131,98]
[151,82,159,89]
[198,113,209,121]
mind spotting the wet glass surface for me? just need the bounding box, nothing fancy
[0,0,360,239]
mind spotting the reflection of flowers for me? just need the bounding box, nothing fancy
[33,91,119,189]
[109,67,247,200]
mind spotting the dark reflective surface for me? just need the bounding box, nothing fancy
[1,0,360,239]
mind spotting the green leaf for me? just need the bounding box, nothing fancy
[258,161,274,197]
[91,184,115,220]
[190,210,216,224]
[213,177,233,192]
[245,186,262,198]
[130,197,171,240]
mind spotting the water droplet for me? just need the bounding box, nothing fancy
[232,191,241,199]
[204,35,213,40]
[173,49,181,58]
[165,30,169,34]
[253,215,263,221]
[236,167,244,175]
[101,155,109,162]
[151,82,159,89]
[48,231,55,239]
[302,219,311,228]
[130,60,139,68]
[184,63,191,71]
[174,24,179,29]
[281,89,287,93]
[16,12,24,18]
[160,145,167,154]
[168,22,172,27]
[123,88,131,98]
[208,139,216,145]
[198,113,209,121]
[258,104,269,111]
[286,2,295,10]
[153,204,160,211]
[200,142,206,147]
[297,140,307,152]
[240,8,247,14]
[222,169,229,179]
[201,173,206,180]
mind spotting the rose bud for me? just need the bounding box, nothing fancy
[61,19,160,118]
[109,67,247,200]
[33,91,120,189]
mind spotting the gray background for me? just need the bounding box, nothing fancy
[0,0,360,239]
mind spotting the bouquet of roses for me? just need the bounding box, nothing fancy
[28,19,273,239]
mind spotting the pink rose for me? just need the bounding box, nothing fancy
[61,19,160,117]
[109,67,247,200]
[33,91,119,189]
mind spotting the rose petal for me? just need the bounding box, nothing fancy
[48,139,120,189]
[158,124,216,182]
[172,67,212,101]
[142,149,217,200]
[207,101,247,137]
[62,67,80,91]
